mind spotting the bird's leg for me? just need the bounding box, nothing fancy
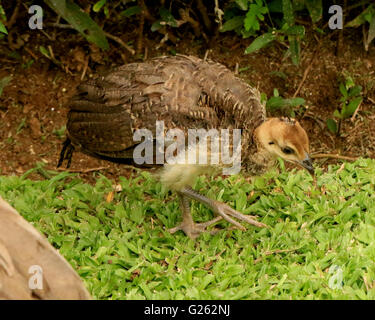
[57,138,74,168]
[169,193,222,239]
[179,186,267,230]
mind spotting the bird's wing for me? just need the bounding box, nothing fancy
[66,56,217,160]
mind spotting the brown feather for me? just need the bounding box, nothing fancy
[64,55,266,167]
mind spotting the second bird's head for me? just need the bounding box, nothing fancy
[255,117,314,175]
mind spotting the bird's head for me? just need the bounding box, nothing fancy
[254,117,314,175]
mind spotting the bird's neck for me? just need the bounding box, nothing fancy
[242,123,275,174]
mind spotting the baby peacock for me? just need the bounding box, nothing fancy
[58,55,314,239]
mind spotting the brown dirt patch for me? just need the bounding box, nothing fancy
[1,25,375,182]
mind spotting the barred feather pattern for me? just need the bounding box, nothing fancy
[65,54,267,174]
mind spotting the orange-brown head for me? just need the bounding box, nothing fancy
[254,117,314,174]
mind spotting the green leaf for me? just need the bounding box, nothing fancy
[0,21,7,34]
[346,4,375,28]
[356,223,375,244]
[292,0,305,11]
[266,96,304,110]
[268,0,283,13]
[159,7,177,27]
[269,70,287,80]
[151,20,162,32]
[314,27,325,34]
[305,0,322,23]
[282,0,294,27]
[129,204,144,224]
[366,14,375,49]
[365,12,373,24]
[345,76,355,90]
[0,76,11,96]
[326,118,338,133]
[348,85,362,98]
[244,7,259,31]
[288,36,300,65]
[122,6,141,18]
[244,32,276,54]
[220,16,245,32]
[225,265,244,276]
[235,0,248,11]
[0,4,6,21]
[283,97,305,107]
[339,82,348,97]
[333,109,342,119]
[44,0,109,50]
[260,92,268,104]
[342,97,362,119]
[284,25,305,36]
[93,0,106,12]
[277,274,288,287]
[39,45,50,58]
[235,189,247,211]
[266,96,284,110]
[244,2,267,32]
[241,28,257,38]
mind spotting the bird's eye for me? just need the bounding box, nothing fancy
[282,147,294,154]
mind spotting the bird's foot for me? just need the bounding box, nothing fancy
[180,187,267,232]
[169,216,222,239]
[211,200,268,231]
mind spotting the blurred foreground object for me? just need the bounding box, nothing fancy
[0,197,91,300]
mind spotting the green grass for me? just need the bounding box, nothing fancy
[1,158,375,299]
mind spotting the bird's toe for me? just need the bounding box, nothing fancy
[168,218,222,239]
[213,201,267,229]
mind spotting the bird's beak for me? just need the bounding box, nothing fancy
[298,154,314,175]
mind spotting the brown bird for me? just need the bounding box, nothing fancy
[58,55,313,239]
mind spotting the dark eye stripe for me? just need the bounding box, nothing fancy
[282,147,294,154]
